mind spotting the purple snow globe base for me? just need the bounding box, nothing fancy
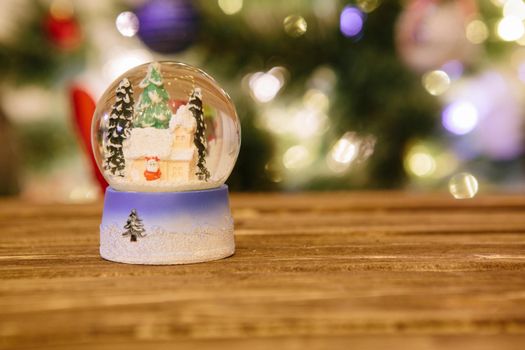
[100,185,235,265]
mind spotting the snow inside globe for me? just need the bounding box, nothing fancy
[93,61,240,265]
[92,61,240,192]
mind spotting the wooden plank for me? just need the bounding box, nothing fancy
[1,192,525,349]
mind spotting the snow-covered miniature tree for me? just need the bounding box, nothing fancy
[104,78,134,176]
[188,87,210,181]
[122,209,146,242]
[133,62,172,129]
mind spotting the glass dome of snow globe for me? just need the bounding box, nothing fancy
[92,61,241,192]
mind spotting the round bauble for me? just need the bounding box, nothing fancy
[136,0,199,54]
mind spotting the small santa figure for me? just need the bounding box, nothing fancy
[144,156,161,181]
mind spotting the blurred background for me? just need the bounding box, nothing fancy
[0,0,524,202]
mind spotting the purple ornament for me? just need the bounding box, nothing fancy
[340,6,365,38]
[136,0,199,54]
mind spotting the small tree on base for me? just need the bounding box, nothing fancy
[104,78,134,176]
[122,209,146,242]
[188,87,210,181]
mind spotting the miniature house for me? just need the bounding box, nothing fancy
[122,104,198,182]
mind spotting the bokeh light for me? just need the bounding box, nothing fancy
[449,172,479,199]
[283,14,307,37]
[332,137,357,164]
[283,145,311,169]
[356,0,381,13]
[303,89,329,111]
[497,16,524,41]
[267,66,289,86]
[291,107,327,139]
[249,71,282,103]
[466,19,489,44]
[407,152,436,177]
[218,0,243,15]
[503,0,525,20]
[404,142,459,180]
[442,101,479,135]
[327,132,376,173]
[340,6,364,38]
[115,11,139,37]
[422,70,450,96]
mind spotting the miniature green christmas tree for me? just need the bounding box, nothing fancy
[133,62,172,129]
[122,209,146,242]
[104,78,134,176]
[188,87,210,181]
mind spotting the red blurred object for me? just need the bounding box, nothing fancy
[169,99,187,113]
[70,85,108,193]
[44,13,82,51]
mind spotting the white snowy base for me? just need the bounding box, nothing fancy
[108,177,221,193]
[100,224,235,265]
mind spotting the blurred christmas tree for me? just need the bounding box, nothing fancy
[0,0,84,197]
[0,0,523,199]
[194,0,438,190]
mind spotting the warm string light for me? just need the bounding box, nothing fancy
[503,0,525,19]
[494,0,525,42]
[218,0,243,15]
[422,70,450,96]
[283,145,311,169]
[404,143,436,178]
[404,142,459,180]
[283,15,307,37]
[449,172,479,199]
[466,19,489,44]
[248,72,282,103]
[497,16,524,41]
[326,132,376,173]
[257,94,329,139]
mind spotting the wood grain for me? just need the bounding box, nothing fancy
[1,192,525,349]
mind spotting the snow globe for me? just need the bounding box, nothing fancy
[92,62,241,264]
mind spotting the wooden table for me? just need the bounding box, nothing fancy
[1,192,525,349]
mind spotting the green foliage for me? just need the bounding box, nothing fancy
[0,1,84,86]
[188,88,210,181]
[15,119,77,172]
[196,0,438,189]
[104,79,134,176]
[133,63,172,129]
